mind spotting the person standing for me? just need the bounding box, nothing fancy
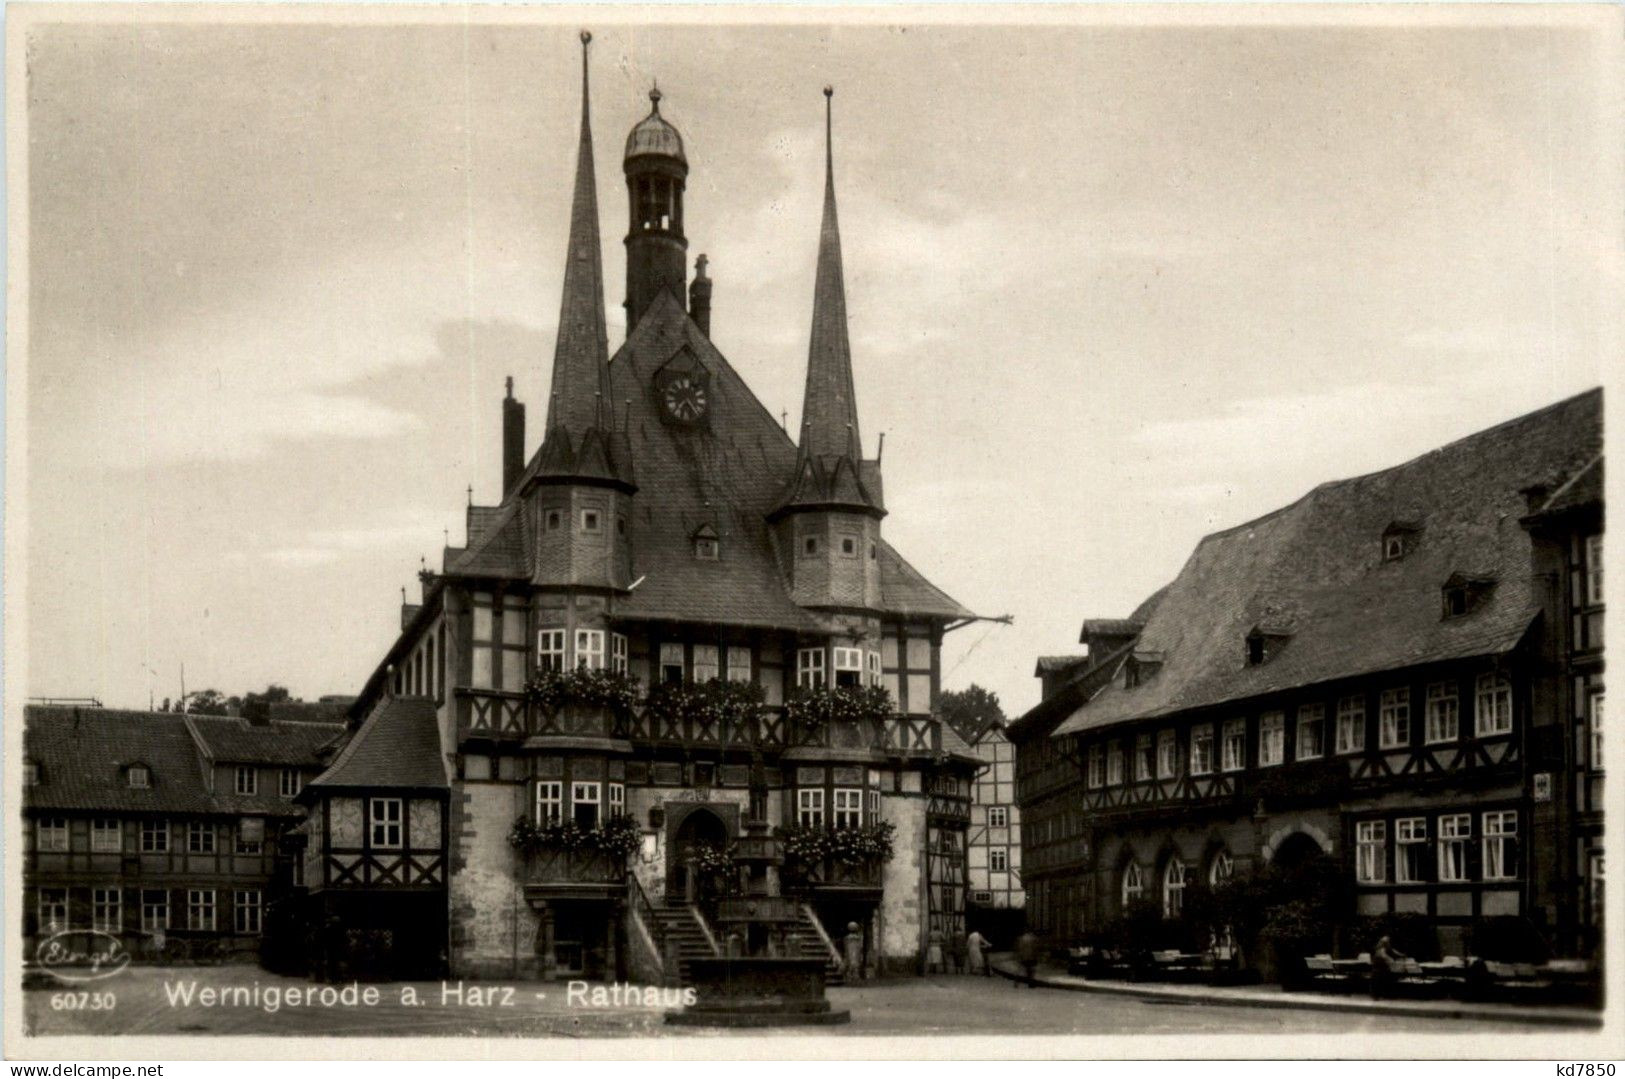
[1015,930,1041,987]
[965,929,991,977]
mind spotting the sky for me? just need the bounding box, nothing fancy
[19,11,1620,718]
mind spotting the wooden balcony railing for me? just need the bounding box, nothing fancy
[523,847,626,888]
[461,688,946,756]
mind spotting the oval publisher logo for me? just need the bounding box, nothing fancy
[34,929,132,983]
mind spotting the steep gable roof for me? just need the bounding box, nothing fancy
[1054,388,1602,738]
[306,696,448,793]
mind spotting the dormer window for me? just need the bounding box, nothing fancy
[127,764,150,789]
[1382,521,1422,562]
[1441,573,1495,619]
[692,524,720,560]
[1245,625,1291,666]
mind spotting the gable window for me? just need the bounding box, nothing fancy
[535,781,563,824]
[91,818,122,853]
[188,821,215,854]
[833,789,862,829]
[1189,725,1214,775]
[1425,682,1459,743]
[280,768,302,798]
[1475,673,1513,737]
[1121,863,1145,906]
[575,629,605,670]
[725,646,752,683]
[581,509,601,533]
[1379,688,1411,748]
[797,788,824,829]
[1135,733,1155,782]
[1106,740,1125,785]
[235,766,257,796]
[988,806,1008,829]
[1163,859,1187,918]
[187,889,217,932]
[691,644,720,683]
[1482,810,1518,880]
[141,889,169,931]
[797,647,827,689]
[1221,719,1246,772]
[1086,745,1105,789]
[1296,705,1324,760]
[538,630,567,673]
[37,817,69,853]
[1156,730,1177,779]
[611,633,629,675]
[571,783,600,828]
[1437,814,1471,882]
[833,647,864,687]
[235,889,263,935]
[128,763,150,789]
[141,820,169,853]
[1356,821,1387,883]
[1336,696,1365,754]
[1259,712,1285,767]
[369,798,403,849]
[39,888,69,931]
[1396,817,1429,883]
[659,643,685,685]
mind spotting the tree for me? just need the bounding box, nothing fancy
[939,684,1006,741]
[179,689,230,715]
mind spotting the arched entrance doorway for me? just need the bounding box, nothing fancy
[1270,832,1325,873]
[667,807,728,903]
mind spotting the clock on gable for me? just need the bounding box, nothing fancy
[652,346,712,427]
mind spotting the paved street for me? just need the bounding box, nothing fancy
[26,965,1569,1039]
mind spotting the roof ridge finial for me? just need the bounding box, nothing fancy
[651,80,662,111]
[823,85,834,182]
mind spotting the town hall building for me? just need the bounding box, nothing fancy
[291,35,981,983]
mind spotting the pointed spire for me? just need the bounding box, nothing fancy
[799,86,861,462]
[545,30,612,437]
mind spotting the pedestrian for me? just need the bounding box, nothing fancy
[924,928,944,974]
[843,922,865,982]
[1015,930,1040,988]
[1370,934,1407,999]
[965,928,991,977]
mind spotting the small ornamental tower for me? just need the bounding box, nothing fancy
[525,32,635,592]
[623,86,689,335]
[769,88,884,612]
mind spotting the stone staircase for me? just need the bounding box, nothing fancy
[648,901,845,986]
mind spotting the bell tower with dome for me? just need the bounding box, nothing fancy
[623,87,689,333]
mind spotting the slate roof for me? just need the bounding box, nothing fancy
[439,291,974,629]
[188,716,346,766]
[1053,388,1602,738]
[22,706,319,818]
[1529,454,1602,519]
[1034,655,1090,676]
[305,697,448,793]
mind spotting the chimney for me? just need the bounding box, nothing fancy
[502,376,525,494]
[689,254,712,337]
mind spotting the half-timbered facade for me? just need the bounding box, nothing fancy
[21,706,341,961]
[308,38,980,982]
[1012,390,1604,958]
